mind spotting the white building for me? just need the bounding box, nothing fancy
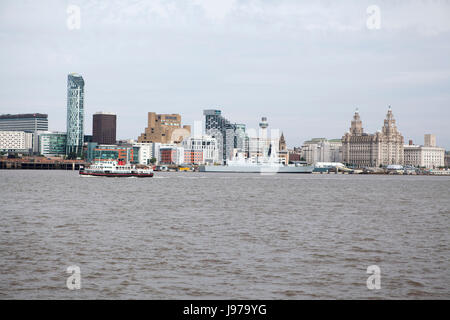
[182,135,216,164]
[0,130,33,153]
[404,135,445,169]
[159,144,184,165]
[301,138,342,164]
[182,135,219,164]
[133,142,161,165]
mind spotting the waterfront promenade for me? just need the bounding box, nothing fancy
[0,156,86,170]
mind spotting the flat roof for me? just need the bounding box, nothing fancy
[94,112,116,116]
[0,113,48,119]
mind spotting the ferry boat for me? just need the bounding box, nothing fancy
[79,160,154,178]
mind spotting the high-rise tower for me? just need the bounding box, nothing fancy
[93,112,116,145]
[66,73,85,156]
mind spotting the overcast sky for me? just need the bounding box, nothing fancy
[1,0,449,148]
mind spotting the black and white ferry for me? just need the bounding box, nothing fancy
[79,160,154,178]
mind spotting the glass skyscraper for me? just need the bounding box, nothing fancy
[204,109,247,163]
[66,73,85,156]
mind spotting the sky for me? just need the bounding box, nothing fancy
[1,0,449,148]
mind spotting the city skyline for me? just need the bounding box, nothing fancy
[0,91,446,151]
[0,1,449,149]
[1,2,450,304]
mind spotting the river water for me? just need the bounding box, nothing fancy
[0,170,449,299]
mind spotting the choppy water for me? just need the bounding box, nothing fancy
[0,170,449,299]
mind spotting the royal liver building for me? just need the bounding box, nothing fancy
[342,107,404,167]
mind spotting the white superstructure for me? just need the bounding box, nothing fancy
[81,160,153,176]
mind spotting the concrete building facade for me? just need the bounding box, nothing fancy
[0,131,33,153]
[159,145,184,165]
[424,134,436,147]
[404,145,445,169]
[181,135,219,164]
[301,138,343,164]
[138,112,191,144]
[133,142,161,165]
[0,113,48,153]
[404,135,445,169]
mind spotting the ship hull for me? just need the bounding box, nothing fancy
[79,171,154,178]
[199,165,314,173]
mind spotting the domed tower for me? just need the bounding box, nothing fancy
[380,106,404,165]
[382,106,398,136]
[350,108,364,135]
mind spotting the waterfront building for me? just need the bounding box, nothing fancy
[181,135,219,164]
[138,112,191,144]
[93,112,116,145]
[203,109,247,163]
[132,142,161,165]
[66,73,85,156]
[404,135,445,169]
[342,107,404,167]
[159,144,184,165]
[445,151,450,168]
[0,113,48,153]
[288,147,302,163]
[0,113,48,132]
[38,131,67,157]
[183,150,203,165]
[86,143,138,164]
[301,138,342,164]
[0,131,33,153]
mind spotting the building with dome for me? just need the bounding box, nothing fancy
[342,107,404,167]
